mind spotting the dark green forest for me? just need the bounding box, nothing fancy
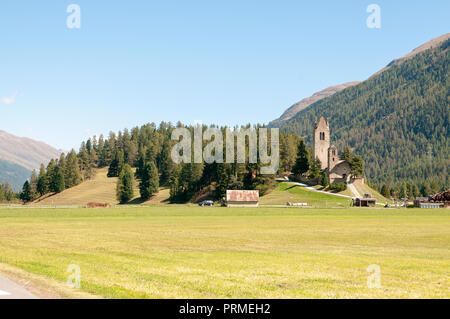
[275,39,449,196]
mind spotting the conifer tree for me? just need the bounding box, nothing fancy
[340,146,353,162]
[20,180,32,202]
[309,157,322,180]
[139,161,159,200]
[380,184,390,198]
[108,149,124,177]
[51,165,65,193]
[292,139,309,176]
[30,170,38,200]
[350,155,364,177]
[215,164,230,199]
[37,164,49,195]
[320,171,329,187]
[65,150,82,188]
[116,164,134,203]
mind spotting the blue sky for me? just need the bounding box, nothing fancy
[0,1,449,150]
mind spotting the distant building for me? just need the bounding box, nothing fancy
[226,190,259,207]
[415,190,450,208]
[313,117,353,184]
[353,197,377,207]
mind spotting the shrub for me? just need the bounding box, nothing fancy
[329,182,347,192]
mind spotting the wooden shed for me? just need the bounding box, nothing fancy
[353,197,377,207]
[226,190,259,207]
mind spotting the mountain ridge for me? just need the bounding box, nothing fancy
[0,130,62,191]
[271,33,450,127]
[0,130,62,171]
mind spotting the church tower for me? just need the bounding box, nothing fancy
[313,117,330,170]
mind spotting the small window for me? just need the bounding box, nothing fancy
[320,132,325,140]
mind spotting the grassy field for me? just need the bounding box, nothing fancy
[0,206,448,299]
[260,182,352,207]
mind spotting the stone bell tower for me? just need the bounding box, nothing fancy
[313,117,330,170]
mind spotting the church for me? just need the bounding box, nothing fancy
[313,117,352,184]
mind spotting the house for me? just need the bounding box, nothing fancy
[226,190,259,207]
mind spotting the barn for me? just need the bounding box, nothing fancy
[226,190,259,207]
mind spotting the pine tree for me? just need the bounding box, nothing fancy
[37,164,49,195]
[292,139,309,176]
[46,159,56,185]
[169,175,179,202]
[380,184,390,198]
[30,170,38,200]
[139,161,159,200]
[350,155,364,177]
[135,150,146,180]
[320,171,329,187]
[20,180,32,202]
[309,157,322,180]
[51,165,65,193]
[215,163,229,199]
[116,164,134,203]
[340,146,353,162]
[108,149,124,177]
[65,150,82,188]
[158,140,177,185]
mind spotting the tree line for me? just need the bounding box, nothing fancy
[18,122,302,204]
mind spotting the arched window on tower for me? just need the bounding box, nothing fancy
[320,132,325,140]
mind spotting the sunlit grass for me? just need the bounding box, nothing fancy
[0,207,448,298]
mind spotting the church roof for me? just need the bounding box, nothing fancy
[335,160,350,166]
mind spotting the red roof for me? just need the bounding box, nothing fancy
[226,190,259,202]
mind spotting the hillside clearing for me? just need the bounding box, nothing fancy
[33,167,170,206]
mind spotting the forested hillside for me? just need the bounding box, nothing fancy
[276,39,449,195]
[20,123,300,203]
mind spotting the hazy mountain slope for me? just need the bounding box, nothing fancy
[0,159,31,192]
[276,38,449,190]
[0,130,61,191]
[0,130,61,171]
[269,82,360,127]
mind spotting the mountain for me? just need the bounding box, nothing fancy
[371,33,450,77]
[269,82,360,127]
[272,33,450,127]
[0,130,62,191]
[272,35,449,192]
[0,160,31,192]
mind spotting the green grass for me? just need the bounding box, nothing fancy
[260,182,352,207]
[0,206,448,298]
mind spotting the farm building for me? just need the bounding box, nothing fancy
[226,190,259,207]
[415,190,450,208]
[353,196,376,207]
